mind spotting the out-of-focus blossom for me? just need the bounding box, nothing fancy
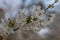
[0,0,57,39]
[15,5,56,32]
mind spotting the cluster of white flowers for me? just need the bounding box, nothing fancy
[0,0,58,40]
[16,5,56,32]
[0,5,56,39]
[0,19,14,40]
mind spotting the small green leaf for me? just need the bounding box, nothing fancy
[7,18,15,27]
[48,4,54,8]
[33,17,37,21]
[26,16,32,24]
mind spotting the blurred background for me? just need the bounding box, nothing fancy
[0,0,60,40]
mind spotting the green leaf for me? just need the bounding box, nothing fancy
[48,4,54,8]
[26,16,32,24]
[7,18,15,27]
[33,17,37,21]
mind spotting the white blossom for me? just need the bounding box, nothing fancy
[15,5,56,32]
[0,0,57,38]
